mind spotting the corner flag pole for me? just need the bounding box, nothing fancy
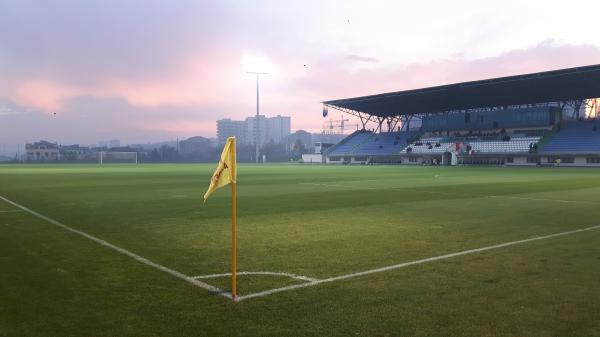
[231,137,237,300]
[231,180,237,299]
[203,136,237,300]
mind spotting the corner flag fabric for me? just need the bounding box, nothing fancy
[203,137,237,202]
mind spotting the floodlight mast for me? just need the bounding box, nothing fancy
[247,71,268,163]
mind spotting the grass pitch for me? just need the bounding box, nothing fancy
[1,164,600,336]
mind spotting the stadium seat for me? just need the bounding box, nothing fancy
[542,121,600,154]
[329,131,418,156]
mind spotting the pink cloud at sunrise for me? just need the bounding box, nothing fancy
[2,0,600,155]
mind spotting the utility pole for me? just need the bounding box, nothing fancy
[247,72,268,163]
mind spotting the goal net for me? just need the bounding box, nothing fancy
[99,151,138,164]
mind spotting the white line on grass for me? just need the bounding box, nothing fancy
[5,187,599,303]
[192,271,320,283]
[0,195,232,300]
[0,209,22,213]
[235,224,600,301]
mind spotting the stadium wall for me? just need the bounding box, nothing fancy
[301,154,324,164]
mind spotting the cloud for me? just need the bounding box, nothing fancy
[293,40,600,97]
[0,1,245,113]
[278,40,600,132]
[346,54,380,63]
[0,106,28,116]
[2,0,600,156]
[0,1,234,83]
[0,96,219,149]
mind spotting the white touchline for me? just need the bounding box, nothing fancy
[0,195,232,300]
[0,209,22,213]
[235,224,600,301]
[192,271,320,283]
[4,191,600,303]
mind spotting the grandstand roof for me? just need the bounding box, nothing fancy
[323,64,600,117]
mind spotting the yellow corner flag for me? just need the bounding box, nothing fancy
[203,137,237,202]
[203,136,238,300]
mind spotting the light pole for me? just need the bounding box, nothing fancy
[247,71,268,163]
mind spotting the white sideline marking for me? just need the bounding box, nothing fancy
[5,185,599,303]
[0,195,232,300]
[235,225,600,301]
[0,209,22,213]
[192,271,320,283]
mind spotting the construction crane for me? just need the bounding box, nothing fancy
[322,116,358,134]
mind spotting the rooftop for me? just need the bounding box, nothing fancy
[323,64,600,117]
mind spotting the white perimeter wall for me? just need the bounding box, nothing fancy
[302,154,323,164]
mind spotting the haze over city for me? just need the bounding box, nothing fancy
[2,0,600,156]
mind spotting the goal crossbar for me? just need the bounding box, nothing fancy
[99,151,138,164]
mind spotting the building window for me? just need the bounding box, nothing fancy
[506,157,514,163]
[527,156,537,163]
[587,157,600,164]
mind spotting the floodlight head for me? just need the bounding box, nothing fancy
[243,54,273,74]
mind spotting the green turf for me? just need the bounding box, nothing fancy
[1,164,600,337]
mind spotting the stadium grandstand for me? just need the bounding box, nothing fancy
[322,64,600,167]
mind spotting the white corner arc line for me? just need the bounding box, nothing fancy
[5,192,599,303]
[192,271,320,283]
[0,195,232,300]
[235,224,600,301]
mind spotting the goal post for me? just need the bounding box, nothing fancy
[99,151,138,164]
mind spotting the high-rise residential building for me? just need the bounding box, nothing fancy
[217,118,247,145]
[245,115,268,146]
[217,115,291,145]
[266,115,291,144]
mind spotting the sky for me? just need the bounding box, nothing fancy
[2,0,600,155]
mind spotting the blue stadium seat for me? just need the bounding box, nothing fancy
[542,121,600,154]
[327,131,374,156]
[353,132,417,155]
[328,131,418,156]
